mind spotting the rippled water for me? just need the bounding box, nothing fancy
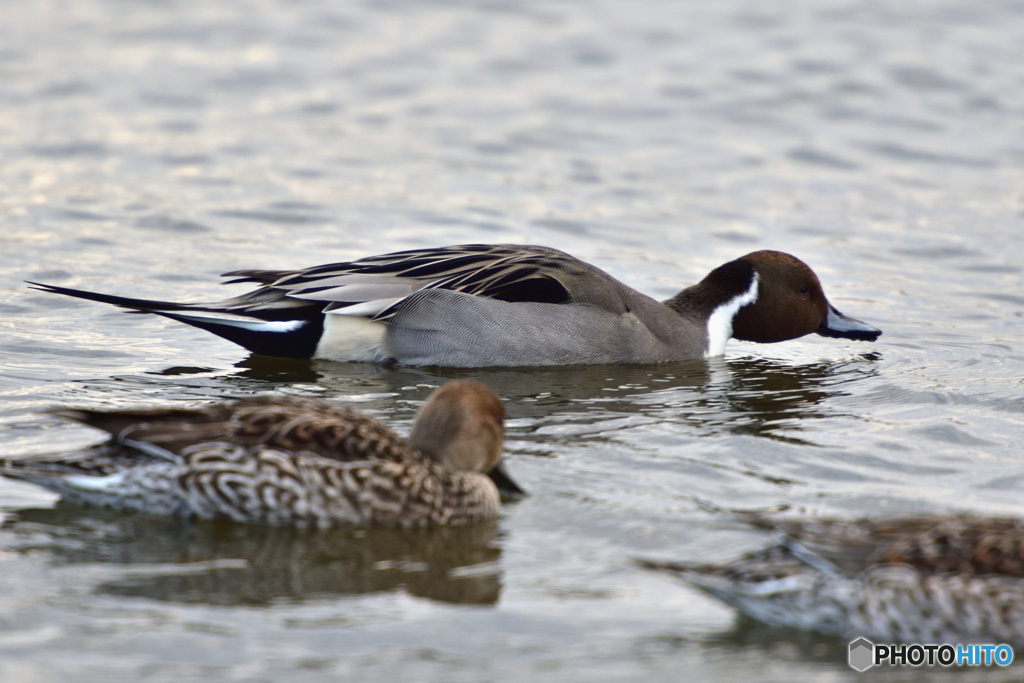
[2,0,1024,679]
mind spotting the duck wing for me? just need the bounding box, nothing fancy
[225,243,636,319]
[52,396,418,463]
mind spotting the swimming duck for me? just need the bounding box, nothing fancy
[640,515,1024,646]
[29,244,881,367]
[0,380,523,527]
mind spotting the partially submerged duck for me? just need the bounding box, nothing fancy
[30,244,881,366]
[641,515,1024,646]
[1,381,523,527]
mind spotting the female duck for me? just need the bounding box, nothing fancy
[642,515,1024,646]
[1,381,522,527]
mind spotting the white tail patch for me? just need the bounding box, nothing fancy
[704,273,759,358]
[64,471,127,491]
[169,310,305,333]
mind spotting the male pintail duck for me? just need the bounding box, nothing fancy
[0,380,523,527]
[29,244,881,367]
[640,516,1024,646]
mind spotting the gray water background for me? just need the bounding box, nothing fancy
[1,1,1023,680]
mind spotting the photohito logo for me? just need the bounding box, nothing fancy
[848,638,1014,671]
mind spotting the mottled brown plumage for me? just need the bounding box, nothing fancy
[53,395,422,464]
[2,381,522,527]
[772,516,1024,577]
[641,515,1024,645]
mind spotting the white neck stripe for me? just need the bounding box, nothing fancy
[704,272,759,358]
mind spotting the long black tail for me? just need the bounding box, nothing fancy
[27,282,324,358]
[27,281,200,313]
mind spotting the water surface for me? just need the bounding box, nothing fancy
[2,0,1023,680]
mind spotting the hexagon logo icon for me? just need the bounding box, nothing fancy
[849,637,875,672]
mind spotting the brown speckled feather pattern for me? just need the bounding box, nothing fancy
[2,381,515,528]
[774,516,1024,578]
[173,442,499,526]
[641,515,1024,645]
[54,395,424,464]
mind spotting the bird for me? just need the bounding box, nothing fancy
[639,515,1024,646]
[0,380,524,527]
[28,243,881,367]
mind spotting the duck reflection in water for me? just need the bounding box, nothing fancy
[4,506,504,606]
[220,352,880,442]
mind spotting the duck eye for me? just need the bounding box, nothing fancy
[798,286,809,295]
